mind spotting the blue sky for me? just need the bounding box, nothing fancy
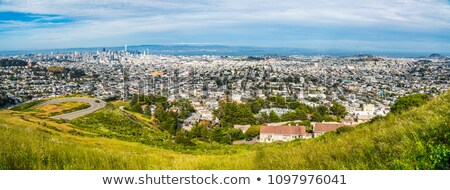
[0,0,450,54]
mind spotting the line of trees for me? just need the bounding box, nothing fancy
[0,59,30,67]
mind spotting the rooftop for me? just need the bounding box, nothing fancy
[260,125,306,135]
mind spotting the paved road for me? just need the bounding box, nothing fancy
[36,97,106,120]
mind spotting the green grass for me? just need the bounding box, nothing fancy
[0,113,254,169]
[69,104,170,145]
[0,91,449,170]
[254,92,450,169]
[29,101,91,117]
[10,100,45,111]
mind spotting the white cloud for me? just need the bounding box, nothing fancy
[0,0,449,50]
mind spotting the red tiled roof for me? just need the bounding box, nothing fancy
[260,125,306,135]
[314,123,345,132]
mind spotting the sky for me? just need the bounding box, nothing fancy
[0,0,450,54]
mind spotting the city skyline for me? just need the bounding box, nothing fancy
[1,0,450,54]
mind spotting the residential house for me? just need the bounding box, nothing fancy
[259,125,309,143]
[312,122,345,137]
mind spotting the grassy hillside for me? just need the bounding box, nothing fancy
[0,91,449,170]
[255,91,450,169]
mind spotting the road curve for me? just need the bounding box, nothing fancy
[36,97,106,120]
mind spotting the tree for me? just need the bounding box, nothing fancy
[228,128,245,141]
[294,108,308,120]
[244,125,261,138]
[281,111,298,121]
[130,103,143,113]
[258,112,270,124]
[311,112,324,122]
[269,110,280,123]
[248,99,264,114]
[316,105,329,116]
[160,111,178,135]
[208,127,244,144]
[130,94,138,106]
[189,123,209,141]
[173,98,195,119]
[219,102,256,127]
[154,103,166,123]
[330,102,347,118]
[174,131,194,146]
[390,94,430,114]
[209,127,231,144]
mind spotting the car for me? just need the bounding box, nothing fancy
[95,100,101,103]
[246,137,253,141]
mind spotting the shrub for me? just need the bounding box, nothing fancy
[244,125,261,138]
[390,94,430,114]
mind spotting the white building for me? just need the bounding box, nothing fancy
[363,104,375,112]
[259,125,309,143]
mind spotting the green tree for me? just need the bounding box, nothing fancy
[258,112,270,124]
[130,103,143,113]
[244,125,261,138]
[316,105,329,116]
[209,127,231,144]
[174,131,194,146]
[219,102,256,127]
[294,108,308,120]
[249,99,264,114]
[154,103,166,123]
[189,123,209,141]
[160,111,178,135]
[281,111,298,121]
[311,111,324,122]
[269,110,280,122]
[330,102,347,118]
[173,99,195,120]
[130,94,138,106]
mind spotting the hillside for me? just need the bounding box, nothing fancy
[0,91,449,170]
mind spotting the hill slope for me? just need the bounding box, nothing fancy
[255,91,450,169]
[0,92,449,170]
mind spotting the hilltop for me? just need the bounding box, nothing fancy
[0,91,449,169]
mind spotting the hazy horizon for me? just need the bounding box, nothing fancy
[1,44,449,58]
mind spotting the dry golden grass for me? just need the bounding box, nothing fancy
[33,101,90,117]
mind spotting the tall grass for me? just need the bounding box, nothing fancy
[0,91,449,170]
[9,100,45,111]
[254,92,450,169]
[0,114,254,169]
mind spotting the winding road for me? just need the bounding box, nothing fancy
[36,97,106,120]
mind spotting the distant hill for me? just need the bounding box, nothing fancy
[0,91,449,169]
[429,53,445,59]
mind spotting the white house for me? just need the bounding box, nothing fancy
[259,125,309,143]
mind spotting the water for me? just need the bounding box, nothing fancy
[0,45,447,57]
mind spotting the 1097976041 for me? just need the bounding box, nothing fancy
[267,174,346,185]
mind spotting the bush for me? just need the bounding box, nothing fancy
[336,126,354,134]
[10,100,45,111]
[174,131,195,146]
[244,125,261,138]
[391,94,430,114]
